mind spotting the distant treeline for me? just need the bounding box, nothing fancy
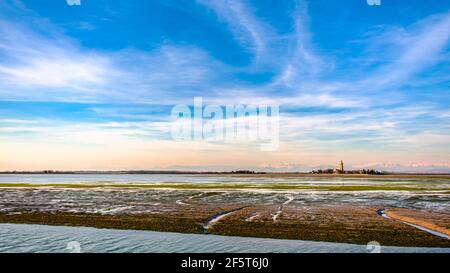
[0,170,267,175]
[1,170,446,175]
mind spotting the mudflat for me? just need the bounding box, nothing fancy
[0,185,449,247]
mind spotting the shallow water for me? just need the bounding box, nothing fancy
[0,224,448,253]
[1,173,449,186]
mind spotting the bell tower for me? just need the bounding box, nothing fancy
[339,160,344,173]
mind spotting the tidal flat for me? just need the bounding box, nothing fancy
[0,174,449,248]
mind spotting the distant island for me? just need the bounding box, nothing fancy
[1,169,449,176]
[0,170,267,175]
[310,160,386,175]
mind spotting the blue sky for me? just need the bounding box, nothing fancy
[0,0,449,171]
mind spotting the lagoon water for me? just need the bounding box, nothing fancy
[1,173,449,186]
[0,224,449,253]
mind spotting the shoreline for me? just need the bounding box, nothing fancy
[384,209,450,239]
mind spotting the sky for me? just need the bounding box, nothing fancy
[0,0,449,172]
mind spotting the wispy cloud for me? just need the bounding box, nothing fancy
[196,0,273,61]
[271,2,326,88]
[0,19,229,104]
[0,18,116,101]
[352,12,450,91]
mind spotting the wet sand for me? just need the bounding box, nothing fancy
[385,208,450,238]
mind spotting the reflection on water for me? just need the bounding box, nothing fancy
[0,224,449,253]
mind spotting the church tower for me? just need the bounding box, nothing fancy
[338,160,344,173]
[334,160,344,174]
